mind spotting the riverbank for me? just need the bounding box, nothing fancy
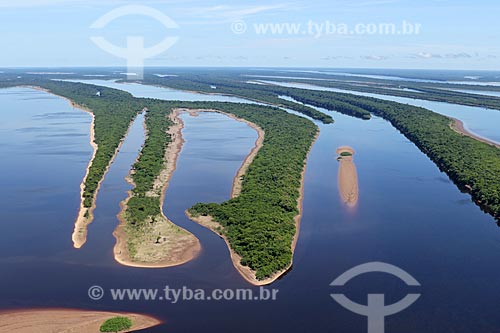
[450,118,500,149]
[186,111,318,285]
[20,86,99,249]
[72,110,144,249]
[0,309,161,332]
[114,108,200,268]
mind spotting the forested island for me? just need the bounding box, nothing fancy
[0,77,319,277]
[143,73,500,220]
[1,73,498,283]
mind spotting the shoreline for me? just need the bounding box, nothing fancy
[0,308,162,332]
[72,109,97,249]
[184,109,319,285]
[113,109,201,268]
[450,118,500,149]
[20,86,100,249]
[175,108,266,198]
[71,109,145,249]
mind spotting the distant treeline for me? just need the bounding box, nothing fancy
[142,75,334,124]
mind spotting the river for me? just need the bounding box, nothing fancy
[261,80,500,145]
[1,82,500,332]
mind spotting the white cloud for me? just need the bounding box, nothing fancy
[179,3,293,20]
[361,55,388,61]
[415,52,474,59]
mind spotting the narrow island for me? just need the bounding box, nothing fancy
[184,102,319,285]
[0,309,161,332]
[336,146,359,207]
[114,100,318,278]
[114,105,200,267]
[29,81,145,249]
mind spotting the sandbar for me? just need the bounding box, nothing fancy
[0,309,161,333]
[336,146,359,207]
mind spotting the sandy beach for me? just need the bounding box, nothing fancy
[185,109,319,285]
[114,109,200,268]
[450,118,500,149]
[0,309,161,333]
[72,110,97,249]
[336,146,359,207]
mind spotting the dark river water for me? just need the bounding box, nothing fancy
[1,83,500,332]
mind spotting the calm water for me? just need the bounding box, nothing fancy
[281,70,500,86]
[445,89,500,98]
[1,84,500,332]
[265,80,500,145]
[60,79,262,104]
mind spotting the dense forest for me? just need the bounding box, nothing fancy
[0,77,319,277]
[37,81,143,221]
[118,97,319,278]
[0,78,144,222]
[252,76,500,111]
[306,91,500,219]
[142,75,334,124]
[165,73,500,219]
[185,101,318,280]
[1,73,498,278]
[122,102,174,228]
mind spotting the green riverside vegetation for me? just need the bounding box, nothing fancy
[2,74,498,279]
[184,101,318,280]
[6,78,318,277]
[119,98,318,272]
[143,75,334,124]
[100,316,133,332]
[36,81,143,214]
[188,73,500,219]
[295,90,500,219]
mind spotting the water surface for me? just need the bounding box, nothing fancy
[1,84,500,332]
[266,80,500,144]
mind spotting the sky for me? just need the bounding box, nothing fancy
[1,0,499,70]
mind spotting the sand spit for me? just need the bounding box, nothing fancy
[450,118,500,149]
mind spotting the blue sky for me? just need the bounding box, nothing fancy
[1,0,499,69]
